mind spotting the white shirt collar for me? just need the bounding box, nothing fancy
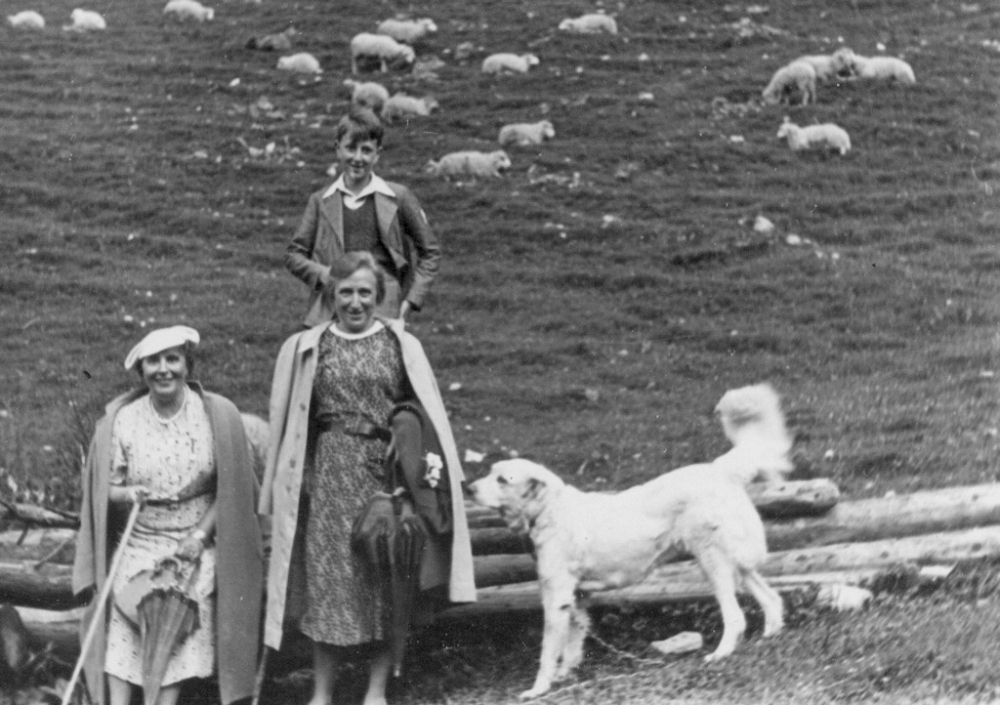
[322,173,395,202]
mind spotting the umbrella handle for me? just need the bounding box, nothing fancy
[62,501,143,705]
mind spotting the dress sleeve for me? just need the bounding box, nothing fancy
[109,413,128,486]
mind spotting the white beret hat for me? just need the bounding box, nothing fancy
[123,325,200,370]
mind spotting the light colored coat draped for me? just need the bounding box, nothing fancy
[258,318,476,649]
[72,384,264,705]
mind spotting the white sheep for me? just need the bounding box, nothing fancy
[762,60,817,106]
[64,8,106,31]
[382,93,439,123]
[558,13,618,35]
[350,32,416,74]
[425,150,512,179]
[377,17,437,44]
[836,48,916,83]
[276,52,322,74]
[481,53,540,75]
[246,26,296,51]
[163,0,214,21]
[777,119,851,155]
[8,10,44,29]
[795,54,840,81]
[343,79,390,113]
[498,120,555,147]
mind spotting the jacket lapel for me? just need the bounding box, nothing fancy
[320,192,344,250]
[374,192,399,248]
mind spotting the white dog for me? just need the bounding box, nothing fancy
[468,383,790,699]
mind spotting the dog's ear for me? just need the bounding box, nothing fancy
[524,477,546,500]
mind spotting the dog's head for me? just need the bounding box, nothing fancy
[467,459,564,534]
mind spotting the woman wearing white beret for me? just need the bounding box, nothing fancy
[72,326,263,705]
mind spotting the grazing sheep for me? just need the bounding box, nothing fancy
[350,32,416,74]
[762,60,817,106]
[382,93,439,123]
[425,150,512,179]
[795,54,842,81]
[377,17,437,44]
[835,47,915,83]
[8,10,45,29]
[558,13,618,35]
[344,79,390,113]
[498,120,555,147]
[777,119,851,155]
[482,53,540,75]
[64,8,106,31]
[276,52,321,74]
[163,0,214,21]
[246,26,296,51]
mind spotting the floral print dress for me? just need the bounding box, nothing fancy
[104,391,217,687]
[300,321,412,645]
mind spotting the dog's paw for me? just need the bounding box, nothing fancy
[703,647,734,663]
[763,620,784,638]
[519,681,552,700]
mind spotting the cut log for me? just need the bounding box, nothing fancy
[442,527,1000,619]
[17,607,83,657]
[766,483,1000,551]
[464,478,839,530]
[0,503,79,530]
[470,482,1000,555]
[466,525,1000,591]
[0,563,85,610]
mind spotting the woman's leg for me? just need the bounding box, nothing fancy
[362,645,392,705]
[308,641,340,705]
[107,675,133,705]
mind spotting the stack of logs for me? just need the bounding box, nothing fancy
[7,479,1000,653]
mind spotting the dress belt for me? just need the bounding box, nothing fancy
[313,413,391,442]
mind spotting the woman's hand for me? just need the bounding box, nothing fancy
[110,485,149,505]
[175,530,207,561]
[126,486,149,505]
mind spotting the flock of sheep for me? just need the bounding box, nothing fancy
[7,3,919,169]
[763,46,917,155]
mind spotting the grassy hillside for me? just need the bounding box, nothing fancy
[3,0,1000,700]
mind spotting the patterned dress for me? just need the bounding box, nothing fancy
[105,391,218,687]
[300,322,412,645]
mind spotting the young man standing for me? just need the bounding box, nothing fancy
[285,107,441,325]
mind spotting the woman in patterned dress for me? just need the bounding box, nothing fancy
[72,326,263,705]
[260,252,477,705]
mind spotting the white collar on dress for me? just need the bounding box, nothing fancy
[328,319,385,340]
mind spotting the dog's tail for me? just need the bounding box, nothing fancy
[712,383,793,484]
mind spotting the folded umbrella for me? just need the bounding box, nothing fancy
[137,558,201,705]
[386,492,427,677]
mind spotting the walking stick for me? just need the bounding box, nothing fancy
[61,501,143,705]
[251,646,271,705]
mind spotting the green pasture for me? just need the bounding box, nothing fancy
[3,0,1000,700]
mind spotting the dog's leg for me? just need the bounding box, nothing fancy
[521,578,576,700]
[697,546,746,662]
[744,569,784,637]
[556,602,590,679]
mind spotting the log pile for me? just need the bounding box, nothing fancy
[8,479,1000,652]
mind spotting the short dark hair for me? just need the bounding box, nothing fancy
[335,106,384,148]
[133,341,197,379]
[324,251,387,305]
